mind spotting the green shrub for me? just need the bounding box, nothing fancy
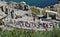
[0,29,60,37]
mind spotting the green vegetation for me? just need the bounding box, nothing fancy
[30,7,46,16]
[0,28,60,37]
[30,7,40,16]
[42,10,46,15]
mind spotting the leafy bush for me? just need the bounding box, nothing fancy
[0,29,60,37]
